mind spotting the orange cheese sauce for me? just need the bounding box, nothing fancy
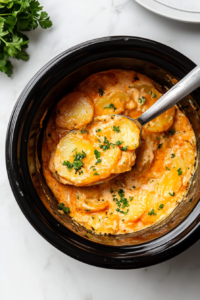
[42,70,196,235]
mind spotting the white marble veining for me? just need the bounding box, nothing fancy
[1,0,200,299]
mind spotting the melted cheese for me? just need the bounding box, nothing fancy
[42,69,196,235]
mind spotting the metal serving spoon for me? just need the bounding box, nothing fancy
[131,65,200,131]
[87,65,200,186]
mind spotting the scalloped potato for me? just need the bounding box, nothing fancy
[54,115,140,186]
[42,69,196,235]
[55,91,94,130]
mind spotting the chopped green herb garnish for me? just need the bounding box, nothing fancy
[94,149,101,159]
[121,146,128,151]
[63,207,70,213]
[73,160,83,170]
[85,209,90,212]
[99,144,110,151]
[98,88,104,96]
[104,103,117,111]
[110,188,114,193]
[138,96,146,105]
[150,91,157,98]
[80,129,89,134]
[169,192,175,196]
[116,140,124,145]
[163,135,166,138]
[94,172,100,175]
[63,150,86,173]
[148,209,156,216]
[116,208,129,215]
[133,186,136,189]
[150,180,154,183]
[96,129,101,132]
[158,204,164,210]
[58,203,64,209]
[113,126,120,133]
[77,195,79,199]
[171,153,175,158]
[74,150,86,160]
[58,203,70,213]
[99,136,112,151]
[117,189,130,209]
[168,129,176,135]
[72,148,77,152]
[104,136,109,144]
[166,167,170,170]
[92,217,94,219]
[156,137,160,140]
[129,197,133,201]
[177,168,183,176]
[63,160,73,170]
[158,143,162,149]
[95,159,102,165]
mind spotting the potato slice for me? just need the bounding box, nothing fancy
[54,132,121,186]
[94,91,129,116]
[156,166,182,198]
[81,200,109,213]
[111,117,140,150]
[55,91,94,130]
[112,151,136,174]
[123,192,146,223]
[75,186,101,200]
[166,139,196,187]
[89,115,140,151]
[144,107,176,132]
[141,192,168,225]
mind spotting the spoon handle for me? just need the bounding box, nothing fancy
[138,65,200,126]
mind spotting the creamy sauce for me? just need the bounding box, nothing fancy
[42,69,196,235]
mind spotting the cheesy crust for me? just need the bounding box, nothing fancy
[42,69,196,235]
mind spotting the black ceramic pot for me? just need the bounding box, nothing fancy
[6,36,200,269]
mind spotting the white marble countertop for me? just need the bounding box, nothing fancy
[1,0,200,299]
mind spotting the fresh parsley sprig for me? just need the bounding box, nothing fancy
[0,0,52,77]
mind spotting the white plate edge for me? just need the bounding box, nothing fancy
[135,0,200,23]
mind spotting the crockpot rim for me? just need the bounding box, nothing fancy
[6,36,200,269]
